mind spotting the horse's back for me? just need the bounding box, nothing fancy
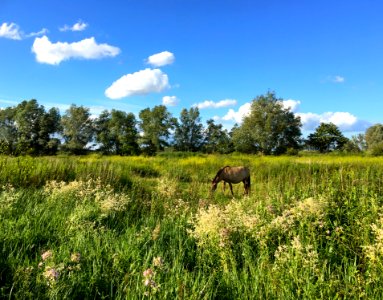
[224,166,250,183]
[226,166,249,175]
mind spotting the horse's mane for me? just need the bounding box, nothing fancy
[214,166,230,180]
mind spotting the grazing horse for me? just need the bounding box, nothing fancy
[211,166,250,196]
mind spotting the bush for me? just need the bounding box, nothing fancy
[369,142,383,156]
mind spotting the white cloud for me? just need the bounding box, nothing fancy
[0,99,18,106]
[333,75,345,83]
[0,22,22,40]
[26,28,49,38]
[325,75,345,83]
[60,21,88,32]
[282,99,301,112]
[222,102,251,123]
[296,112,320,131]
[105,68,170,99]
[0,22,48,40]
[193,99,237,109]
[31,36,120,65]
[297,111,369,132]
[147,51,175,67]
[0,99,19,110]
[162,95,179,106]
[216,99,368,132]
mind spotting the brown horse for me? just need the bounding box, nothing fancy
[211,166,250,196]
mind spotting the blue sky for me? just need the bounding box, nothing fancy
[1,0,382,135]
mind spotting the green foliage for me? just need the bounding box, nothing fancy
[0,100,61,155]
[343,135,365,153]
[351,133,367,152]
[61,105,94,155]
[5,98,377,158]
[306,122,349,153]
[366,124,383,155]
[0,106,16,154]
[95,109,139,155]
[369,141,383,156]
[203,119,233,154]
[174,107,204,152]
[138,105,176,152]
[232,91,302,155]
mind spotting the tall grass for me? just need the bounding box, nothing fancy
[1,154,383,298]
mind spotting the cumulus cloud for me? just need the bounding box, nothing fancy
[147,51,175,67]
[105,68,170,99]
[0,22,48,40]
[215,98,368,133]
[193,99,237,109]
[297,111,370,132]
[60,21,88,32]
[31,35,120,65]
[222,102,251,123]
[282,99,301,112]
[162,95,179,106]
[0,22,22,40]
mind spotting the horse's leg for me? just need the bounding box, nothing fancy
[243,180,247,195]
[243,177,250,195]
[229,183,234,197]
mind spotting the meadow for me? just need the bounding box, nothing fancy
[1,153,383,299]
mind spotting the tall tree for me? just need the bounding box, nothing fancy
[365,124,383,155]
[138,105,176,153]
[306,123,348,153]
[343,133,367,153]
[0,107,17,155]
[61,105,94,154]
[94,110,113,154]
[174,107,204,152]
[203,119,233,154]
[351,133,367,151]
[232,92,302,154]
[0,100,61,155]
[95,109,139,155]
[15,100,47,155]
[39,107,61,155]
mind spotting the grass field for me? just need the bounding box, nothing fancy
[1,153,383,299]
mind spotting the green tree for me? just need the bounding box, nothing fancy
[39,107,61,155]
[61,105,94,154]
[0,100,61,155]
[203,119,233,154]
[95,109,139,155]
[365,124,383,155]
[14,100,44,154]
[306,123,348,153]
[232,92,302,154]
[0,107,17,155]
[174,107,204,152]
[138,105,176,153]
[343,133,366,153]
[351,133,367,151]
[94,110,113,153]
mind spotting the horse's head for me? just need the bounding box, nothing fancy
[211,179,218,192]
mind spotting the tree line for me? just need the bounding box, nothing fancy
[1,92,382,156]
